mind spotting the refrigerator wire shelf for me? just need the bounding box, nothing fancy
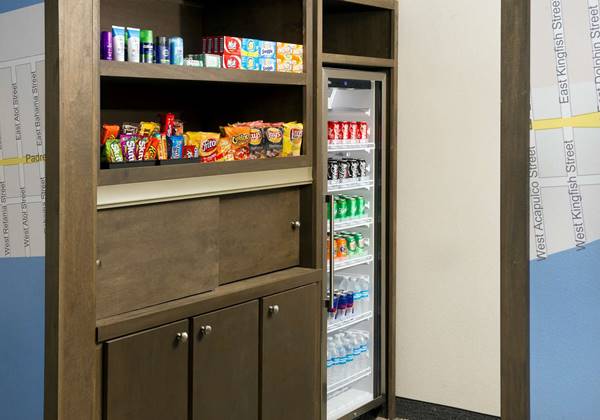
[327,216,373,232]
[327,179,374,192]
[327,367,373,395]
[327,254,374,272]
[327,311,373,334]
[327,142,375,153]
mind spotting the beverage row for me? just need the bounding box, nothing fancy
[327,331,371,386]
[101,27,303,72]
[328,274,371,323]
[327,121,370,143]
[328,158,370,183]
[101,117,303,164]
[328,195,369,221]
[327,231,369,261]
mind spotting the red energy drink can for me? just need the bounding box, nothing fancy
[356,121,369,142]
[348,121,358,141]
[341,121,351,141]
[327,121,337,143]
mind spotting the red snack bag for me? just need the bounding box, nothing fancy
[143,137,159,160]
[182,145,199,159]
[162,113,175,136]
[101,124,120,145]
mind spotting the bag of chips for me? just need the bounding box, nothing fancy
[221,126,251,161]
[185,132,220,163]
[263,124,284,158]
[282,122,303,157]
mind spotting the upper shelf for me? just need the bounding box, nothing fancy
[100,61,307,86]
[321,53,394,68]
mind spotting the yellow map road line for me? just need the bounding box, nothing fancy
[531,111,600,130]
[0,157,28,167]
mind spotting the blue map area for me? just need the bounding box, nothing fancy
[531,239,600,420]
[0,0,42,14]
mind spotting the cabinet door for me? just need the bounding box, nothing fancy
[219,188,300,285]
[104,320,189,420]
[192,301,259,420]
[261,284,319,420]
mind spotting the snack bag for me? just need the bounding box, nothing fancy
[139,121,160,137]
[101,124,120,145]
[221,126,251,161]
[120,135,138,162]
[248,127,265,159]
[136,137,149,160]
[143,137,159,160]
[184,132,219,163]
[173,119,184,136]
[121,122,139,136]
[216,136,233,161]
[156,134,168,160]
[168,135,184,159]
[282,122,304,157]
[182,145,199,159]
[263,125,284,158]
[104,138,124,163]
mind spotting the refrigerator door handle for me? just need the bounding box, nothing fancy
[327,194,335,311]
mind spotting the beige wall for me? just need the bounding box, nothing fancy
[395,0,501,416]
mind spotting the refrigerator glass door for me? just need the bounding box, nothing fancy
[324,69,385,420]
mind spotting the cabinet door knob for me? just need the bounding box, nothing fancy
[200,325,213,336]
[176,332,189,343]
[268,305,280,315]
[291,220,301,229]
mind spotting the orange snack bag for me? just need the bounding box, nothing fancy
[101,124,120,145]
[221,126,251,161]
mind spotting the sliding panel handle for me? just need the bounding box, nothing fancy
[326,194,336,311]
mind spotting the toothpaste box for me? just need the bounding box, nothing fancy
[259,58,276,72]
[259,41,276,59]
[241,56,260,71]
[222,53,242,69]
[202,36,241,55]
[241,38,260,57]
[200,53,221,68]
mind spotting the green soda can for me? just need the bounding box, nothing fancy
[344,234,357,256]
[345,196,357,219]
[327,200,331,221]
[353,232,365,254]
[354,195,365,217]
[336,197,348,220]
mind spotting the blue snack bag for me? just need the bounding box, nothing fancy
[167,135,184,159]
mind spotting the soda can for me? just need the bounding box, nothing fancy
[140,29,154,63]
[347,159,360,179]
[348,121,358,141]
[328,159,339,182]
[358,159,368,179]
[169,37,184,65]
[338,160,349,182]
[335,197,348,220]
[344,234,357,256]
[156,36,169,64]
[354,196,365,217]
[327,121,337,143]
[341,121,351,141]
[353,232,365,253]
[356,121,369,142]
[345,196,357,218]
[335,236,348,259]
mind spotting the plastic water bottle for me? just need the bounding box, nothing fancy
[351,276,363,314]
[360,276,370,312]
[350,333,362,372]
[343,336,355,375]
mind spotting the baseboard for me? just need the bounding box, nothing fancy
[395,397,500,420]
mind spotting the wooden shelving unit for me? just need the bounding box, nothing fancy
[324,0,396,10]
[101,60,308,86]
[321,53,395,68]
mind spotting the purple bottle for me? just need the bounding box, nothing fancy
[101,31,113,60]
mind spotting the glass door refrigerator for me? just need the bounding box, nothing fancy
[322,68,387,420]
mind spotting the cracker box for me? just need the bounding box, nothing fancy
[276,55,293,72]
[222,53,242,69]
[241,56,260,71]
[276,42,303,57]
[259,41,276,59]
[202,36,241,55]
[241,38,260,57]
[260,58,276,72]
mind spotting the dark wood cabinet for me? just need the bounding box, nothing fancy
[219,188,301,285]
[104,320,190,420]
[261,284,319,420]
[192,301,259,420]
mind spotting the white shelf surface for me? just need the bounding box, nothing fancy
[327,254,374,272]
[327,216,373,232]
[327,367,373,395]
[328,142,375,153]
[327,387,373,420]
[328,179,374,193]
[328,311,373,334]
